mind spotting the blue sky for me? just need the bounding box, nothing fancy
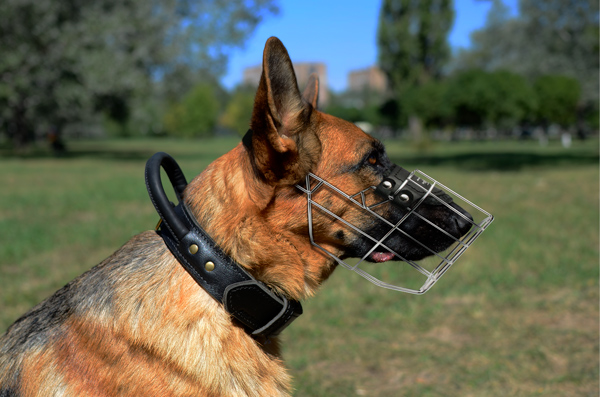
[221,0,518,92]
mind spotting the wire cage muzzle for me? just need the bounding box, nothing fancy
[296,169,494,294]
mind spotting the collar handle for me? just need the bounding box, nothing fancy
[145,152,189,241]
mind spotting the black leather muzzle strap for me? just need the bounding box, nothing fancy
[145,152,302,338]
[375,164,454,208]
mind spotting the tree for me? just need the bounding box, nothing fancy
[446,69,537,131]
[452,0,517,72]
[402,80,452,128]
[0,0,278,148]
[219,85,256,135]
[446,69,495,129]
[377,0,454,91]
[163,84,220,138]
[533,75,581,127]
[519,0,598,102]
[324,88,385,127]
[454,0,599,104]
[377,0,454,140]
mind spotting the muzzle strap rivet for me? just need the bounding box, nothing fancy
[205,261,215,272]
[399,193,410,202]
[383,180,393,189]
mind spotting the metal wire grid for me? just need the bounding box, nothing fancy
[296,171,494,294]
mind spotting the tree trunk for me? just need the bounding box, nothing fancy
[11,104,34,149]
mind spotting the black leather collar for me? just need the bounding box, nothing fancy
[145,152,302,338]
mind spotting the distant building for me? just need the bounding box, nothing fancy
[242,66,262,87]
[348,66,388,94]
[242,62,329,106]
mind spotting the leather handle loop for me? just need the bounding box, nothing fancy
[145,152,189,241]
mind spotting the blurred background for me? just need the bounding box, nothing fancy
[0,0,597,147]
[0,0,598,395]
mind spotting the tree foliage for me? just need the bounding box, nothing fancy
[402,80,452,127]
[326,67,583,136]
[370,0,594,134]
[0,0,277,147]
[533,75,581,127]
[377,0,454,141]
[325,89,384,127]
[325,105,364,124]
[454,0,599,103]
[377,0,454,92]
[219,85,256,135]
[163,84,220,138]
[445,69,537,129]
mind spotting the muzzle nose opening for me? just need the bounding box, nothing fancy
[451,203,475,236]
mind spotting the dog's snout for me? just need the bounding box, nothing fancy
[451,203,474,236]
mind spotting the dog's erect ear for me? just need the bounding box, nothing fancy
[248,37,320,186]
[302,73,319,109]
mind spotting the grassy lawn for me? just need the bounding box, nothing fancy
[1,136,598,396]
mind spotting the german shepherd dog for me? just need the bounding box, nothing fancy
[0,37,473,396]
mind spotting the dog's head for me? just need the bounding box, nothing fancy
[190,37,490,298]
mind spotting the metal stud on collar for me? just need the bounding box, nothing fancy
[205,261,215,272]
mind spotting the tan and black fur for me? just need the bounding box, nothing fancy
[0,37,471,396]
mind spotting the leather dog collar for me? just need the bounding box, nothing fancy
[145,152,302,338]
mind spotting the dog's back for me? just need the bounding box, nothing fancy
[0,231,291,395]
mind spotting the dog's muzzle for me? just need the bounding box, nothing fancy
[296,164,493,294]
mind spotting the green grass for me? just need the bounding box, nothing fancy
[1,136,598,396]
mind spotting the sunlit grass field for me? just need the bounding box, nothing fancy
[1,136,598,396]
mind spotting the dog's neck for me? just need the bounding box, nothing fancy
[184,143,336,301]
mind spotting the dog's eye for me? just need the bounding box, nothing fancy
[367,153,378,166]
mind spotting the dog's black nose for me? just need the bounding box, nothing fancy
[450,203,474,236]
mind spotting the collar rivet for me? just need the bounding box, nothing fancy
[205,261,215,271]
[189,244,199,254]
